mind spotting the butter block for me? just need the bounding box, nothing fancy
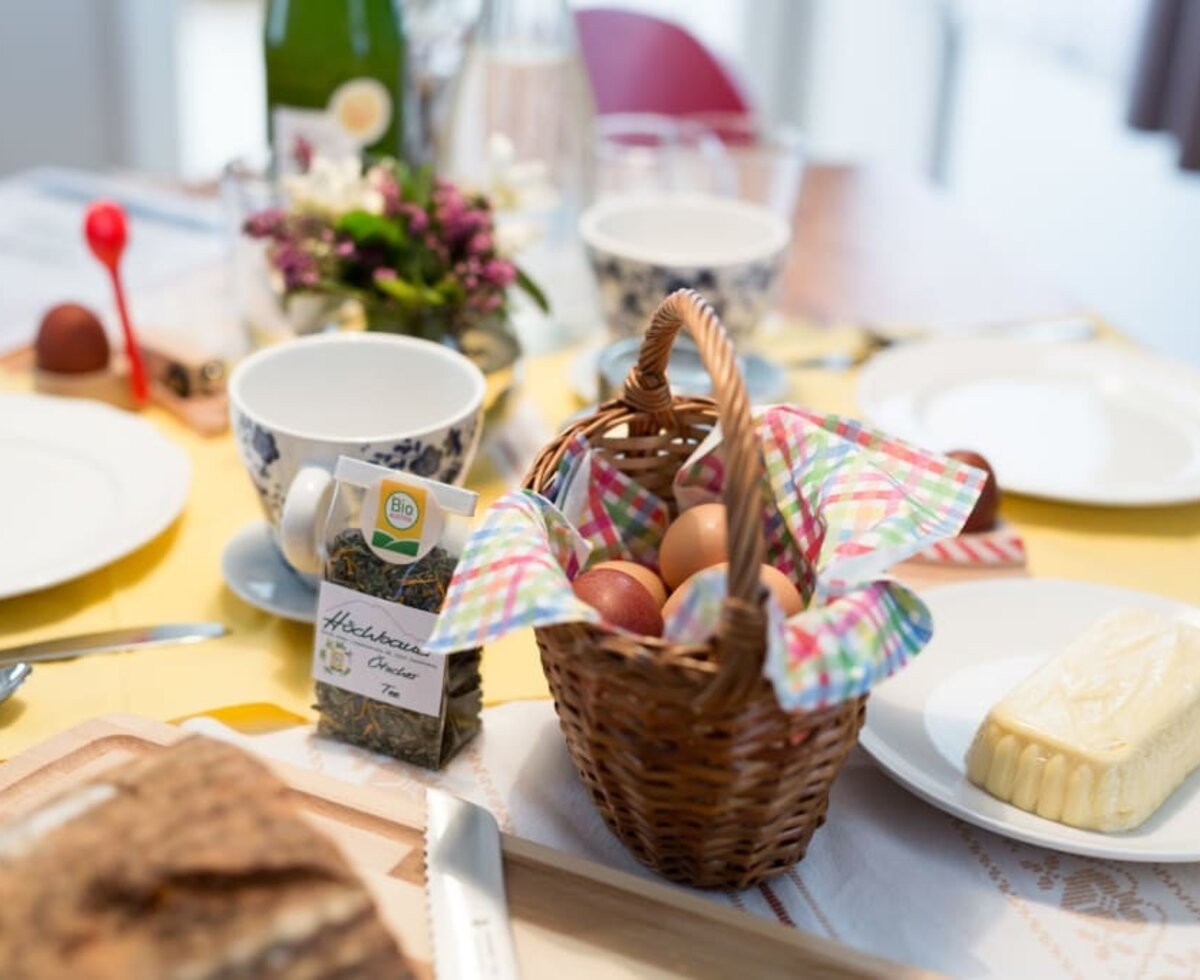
[966,608,1200,832]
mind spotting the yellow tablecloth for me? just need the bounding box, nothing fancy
[2,329,1199,759]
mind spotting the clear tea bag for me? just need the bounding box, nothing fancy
[312,456,481,769]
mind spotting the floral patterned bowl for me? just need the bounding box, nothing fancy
[580,194,791,345]
[228,333,485,577]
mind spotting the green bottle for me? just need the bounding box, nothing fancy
[264,0,408,165]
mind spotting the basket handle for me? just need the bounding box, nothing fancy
[622,289,768,710]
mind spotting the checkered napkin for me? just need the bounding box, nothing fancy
[427,408,985,711]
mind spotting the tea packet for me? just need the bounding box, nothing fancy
[312,456,481,769]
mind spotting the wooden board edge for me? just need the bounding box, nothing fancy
[0,715,937,979]
[0,714,174,796]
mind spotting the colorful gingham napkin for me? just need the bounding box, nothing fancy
[427,407,985,711]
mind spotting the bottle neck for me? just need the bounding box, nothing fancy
[476,0,576,49]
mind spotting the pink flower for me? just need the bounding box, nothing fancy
[243,208,287,239]
[399,203,429,233]
[468,232,494,255]
[483,259,516,287]
[366,166,403,217]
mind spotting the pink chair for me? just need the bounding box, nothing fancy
[575,7,751,116]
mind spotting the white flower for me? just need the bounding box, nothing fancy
[481,133,561,213]
[282,155,382,217]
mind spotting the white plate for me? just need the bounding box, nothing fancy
[856,339,1200,506]
[221,519,316,624]
[860,578,1200,862]
[0,394,190,599]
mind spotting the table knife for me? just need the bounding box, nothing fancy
[0,623,227,670]
[425,788,520,980]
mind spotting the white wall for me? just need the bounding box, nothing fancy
[0,0,181,177]
[799,0,943,171]
[945,30,1200,365]
[178,0,267,177]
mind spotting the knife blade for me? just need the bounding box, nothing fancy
[0,623,227,670]
[425,788,520,980]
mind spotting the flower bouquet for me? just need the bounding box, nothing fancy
[242,156,547,349]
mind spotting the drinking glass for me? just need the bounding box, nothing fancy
[593,112,806,216]
[684,112,807,216]
[593,113,736,201]
[219,155,347,350]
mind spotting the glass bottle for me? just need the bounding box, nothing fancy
[264,0,409,166]
[438,0,598,345]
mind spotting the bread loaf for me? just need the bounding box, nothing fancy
[0,737,412,979]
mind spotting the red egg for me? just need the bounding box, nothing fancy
[947,449,1001,534]
[590,560,667,607]
[572,567,664,637]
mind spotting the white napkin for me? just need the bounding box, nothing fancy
[184,704,1200,978]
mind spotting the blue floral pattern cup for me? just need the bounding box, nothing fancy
[580,194,791,345]
[229,333,485,583]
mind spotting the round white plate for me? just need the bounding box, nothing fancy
[221,519,316,624]
[856,338,1200,506]
[860,578,1200,862]
[0,394,190,599]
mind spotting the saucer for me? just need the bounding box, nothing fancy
[569,339,790,404]
[221,520,317,624]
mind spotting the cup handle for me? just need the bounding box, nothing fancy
[280,466,334,576]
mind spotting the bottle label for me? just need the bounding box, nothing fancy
[274,77,392,168]
[314,581,446,716]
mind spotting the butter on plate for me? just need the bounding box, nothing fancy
[966,608,1200,832]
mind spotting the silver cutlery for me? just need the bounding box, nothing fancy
[0,623,227,704]
[425,787,520,980]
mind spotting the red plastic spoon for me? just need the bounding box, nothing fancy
[84,201,148,405]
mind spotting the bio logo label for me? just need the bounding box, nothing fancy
[372,482,426,556]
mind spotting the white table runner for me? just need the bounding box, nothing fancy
[184,702,1200,978]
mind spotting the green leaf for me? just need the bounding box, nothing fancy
[337,210,405,247]
[375,276,445,308]
[407,165,436,209]
[515,266,550,313]
[433,276,466,305]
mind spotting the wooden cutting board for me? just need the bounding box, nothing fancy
[0,715,931,979]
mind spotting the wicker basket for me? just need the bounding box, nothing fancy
[524,290,867,890]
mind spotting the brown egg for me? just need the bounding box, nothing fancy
[662,562,804,624]
[659,503,728,590]
[590,560,667,607]
[35,303,110,375]
[947,449,1001,534]
[572,567,664,637]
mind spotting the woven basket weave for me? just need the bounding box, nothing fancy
[524,290,866,890]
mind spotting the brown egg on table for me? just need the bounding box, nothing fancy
[590,560,667,607]
[35,303,110,374]
[947,449,1001,534]
[32,303,133,408]
[661,562,804,623]
[659,502,728,590]
[572,567,664,637]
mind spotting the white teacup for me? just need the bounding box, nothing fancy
[580,193,791,344]
[228,333,486,582]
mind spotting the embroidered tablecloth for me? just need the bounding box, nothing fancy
[184,703,1200,978]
